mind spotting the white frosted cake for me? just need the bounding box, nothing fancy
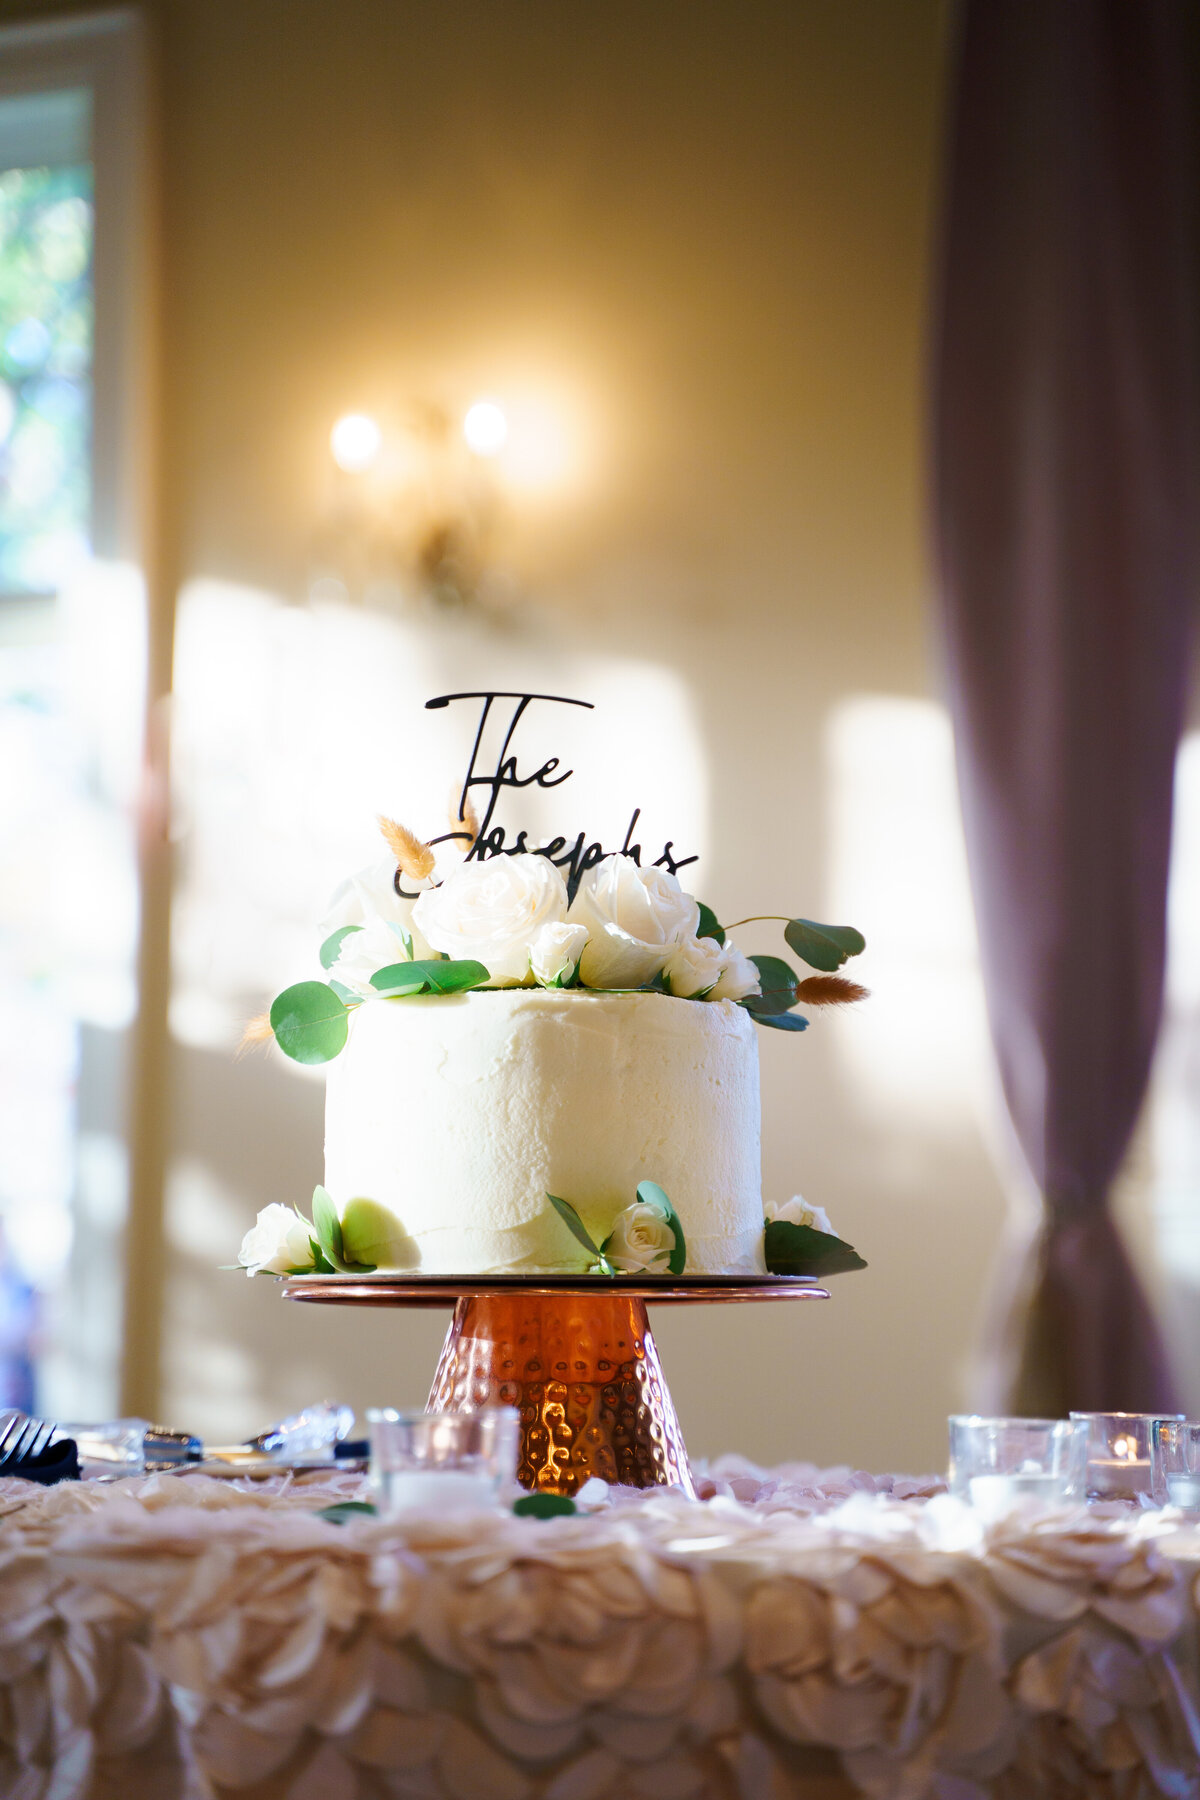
[324,987,765,1275]
[238,710,867,1286]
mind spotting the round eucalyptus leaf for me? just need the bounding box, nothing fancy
[784,918,866,971]
[269,982,349,1063]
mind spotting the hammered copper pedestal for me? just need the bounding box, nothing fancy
[284,1274,828,1498]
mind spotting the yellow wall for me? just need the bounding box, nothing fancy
[14,0,1014,1473]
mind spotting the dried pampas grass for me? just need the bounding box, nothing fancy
[795,976,869,1007]
[236,1012,274,1058]
[378,815,436,881]
[448,785,479,843]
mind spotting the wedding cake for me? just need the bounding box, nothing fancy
[237,691,868,1284]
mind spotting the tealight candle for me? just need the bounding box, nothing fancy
[1149,1419,1200,1510]
[367,1406,519,1520]
[1071,1412,1184,1505]
[948,1416,1088,1515]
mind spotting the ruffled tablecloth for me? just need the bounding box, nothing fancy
[1,1457,1199,1800]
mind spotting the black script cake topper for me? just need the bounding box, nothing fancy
[400,690,698,899]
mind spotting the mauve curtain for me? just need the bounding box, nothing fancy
[932,0,1199,1414]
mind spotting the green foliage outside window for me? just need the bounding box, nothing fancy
[0,164,92,595]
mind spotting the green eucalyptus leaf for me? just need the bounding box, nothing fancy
[747,1010,809,1031]
[784,918,867,972]
[319,925,361,970]
[318,1500,378,1525]
[328,979,357,1004]
[270,982,349,1063]
[744,955,801,1015]
[368,968,428,998]
[763,1218,867,1276]
[369,958,489,998]
[696,903,726,946]
[513,1493,577,1517]
[636,1179,687,1276]
[308,1238,337,1274]
[311,1186,347,1269]
[547,1193,602,1259]
[422,958,489,993]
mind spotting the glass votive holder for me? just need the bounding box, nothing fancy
[948,1415,1088,1520]
[367,1407,519,1517]
[1070,1412,1185,1503]
[1149,1419,1200,1510]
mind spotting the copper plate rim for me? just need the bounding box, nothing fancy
[282,1273,830,1307]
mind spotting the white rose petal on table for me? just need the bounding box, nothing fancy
[568,854,700,988]
[413,853,570,985]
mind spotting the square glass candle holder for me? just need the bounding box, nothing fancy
[367,1407,519,1517]
[1070,1412,1186,1503]
[948,1416,1088,1519]
[1150,1420,1200,1510]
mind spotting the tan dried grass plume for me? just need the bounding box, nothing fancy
[795,976,870,1007]
[236,1011,274,1058]
[378,815,436,881]
[448,784,480,844]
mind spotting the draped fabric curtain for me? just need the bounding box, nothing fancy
[933,1,1199,1413]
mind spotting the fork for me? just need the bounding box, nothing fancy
[0,1411,56,1472]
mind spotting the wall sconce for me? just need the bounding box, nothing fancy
[311,390,577,613]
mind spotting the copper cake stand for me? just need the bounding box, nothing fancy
[283,1274,828,1498]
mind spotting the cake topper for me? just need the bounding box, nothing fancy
[418,690,697,901]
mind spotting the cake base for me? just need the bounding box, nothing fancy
[283,1275,828,1497]
[429,1291,690,1496]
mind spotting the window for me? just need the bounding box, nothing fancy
[0,13,149,1419]
[0,88,92,596]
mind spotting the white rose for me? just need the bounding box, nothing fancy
[712,940,761,1002]
[320,859,435,960]
[568,856,700,989]
[330,917,416,998]
[238,1204,314,1277]
[530,920,589,987]
[664,934,725,999]
[412,853,569,985]
[765,1196,836,1236]
[605,1200,677,1273]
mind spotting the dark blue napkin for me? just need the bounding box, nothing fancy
[9,1436,80,1485]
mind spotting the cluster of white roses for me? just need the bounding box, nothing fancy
[324,849,761,1002]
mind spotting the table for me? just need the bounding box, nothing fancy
[1,1458,1198,1798]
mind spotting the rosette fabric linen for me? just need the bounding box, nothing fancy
[413,854,569,985]
[569,854,700,988]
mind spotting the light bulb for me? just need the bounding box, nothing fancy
[330,412,382,471]
[463,399,509,458]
